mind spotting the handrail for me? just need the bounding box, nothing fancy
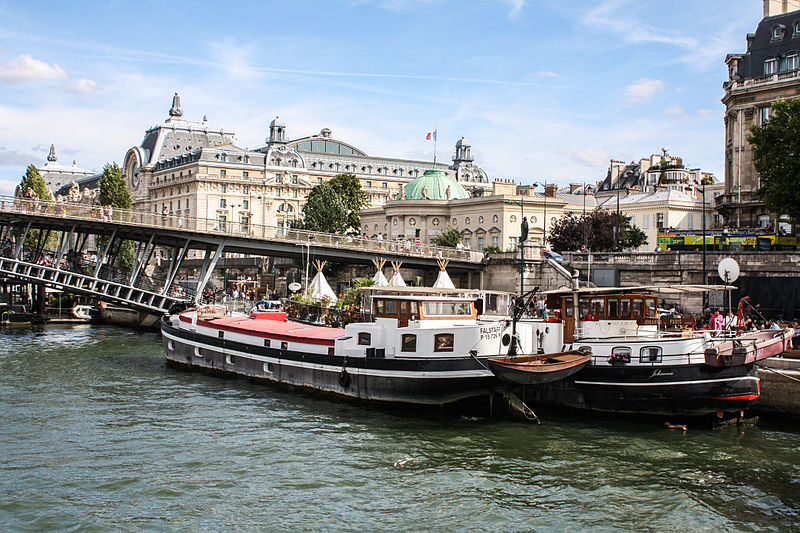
[0,195,483,263]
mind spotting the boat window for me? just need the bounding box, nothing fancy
[632,299,644,319]
[375,299,398,316]
[579,298,590,320]
[611,346,631,360]
[644,298,657,319]
[620,298,631,319]
[281,341,288,350]
[640,346,662,363]
[607,298,619,319]
[402,334,416,352]
[434,333,454,352]
[358,332,371,345]
[564,297,573,317]
[399,301,409,316]
[422,301,471,317]
[590,298,604,320]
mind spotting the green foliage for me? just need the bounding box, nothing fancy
[300,173,368,233]
[15,165,56,249]
[748,98,800,222]
[99,162,131,209]
[300,182,348,232]
[17,165,52,201]
[337,277,374,309]
[483,245,502,253]
[431,226,463,247]
[547,209,648,252]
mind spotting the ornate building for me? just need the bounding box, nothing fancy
[360,172,575,252]
[122,93,491,235]
[720,0,800,227]
[36,144,98,197]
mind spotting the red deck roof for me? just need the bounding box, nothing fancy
[181,313,345,346]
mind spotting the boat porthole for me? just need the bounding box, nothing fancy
[263,363,274,374]
[545,327,550,334]
[501,334,511,347]
[194,347,201,358]
[167,340,174,351]
[225,355,233,365]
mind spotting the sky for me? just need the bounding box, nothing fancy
[0,0,767,196]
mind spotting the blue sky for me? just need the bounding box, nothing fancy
[0,0,766,195]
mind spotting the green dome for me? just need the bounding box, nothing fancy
[403,168,470,200]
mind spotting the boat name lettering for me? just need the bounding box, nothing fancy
[479,324,503,340]
[649,369,674,379]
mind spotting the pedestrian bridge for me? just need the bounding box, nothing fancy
[0,195,484,314]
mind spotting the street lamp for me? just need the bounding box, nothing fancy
[531,181,548,247]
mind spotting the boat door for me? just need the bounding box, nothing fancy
[562,297,574,343]
[398,300,412,327]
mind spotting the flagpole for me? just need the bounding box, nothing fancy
[433,126,438,166]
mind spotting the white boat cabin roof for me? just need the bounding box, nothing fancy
[542,284,736,297]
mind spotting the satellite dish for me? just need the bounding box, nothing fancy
[288,282,302,292]
[717,257,740,284]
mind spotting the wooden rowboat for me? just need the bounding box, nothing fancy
[704,329,793,367]
[487,350,592,385]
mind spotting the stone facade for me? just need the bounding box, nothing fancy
[720,1,800,227]
[121,94,491,236]
[359,178,569,251]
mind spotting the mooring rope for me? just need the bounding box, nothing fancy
[756,362,800,384]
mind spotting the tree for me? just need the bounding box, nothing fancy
[14,165,55,249]
[547,209,648,252]
[299,173,368,233]
[298,182,348,232]
[17,165,52,202]
[328,173,369,232]
[99,162,131,209]
[431,226,463,247]
[748,98,800,223]
[98,162,134,272]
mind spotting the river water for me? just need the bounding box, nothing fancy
[1,324,800,532]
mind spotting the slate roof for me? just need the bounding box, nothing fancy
[735,10,800,78]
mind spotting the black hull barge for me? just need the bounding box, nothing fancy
[161,289,521,410]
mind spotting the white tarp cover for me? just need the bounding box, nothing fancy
[432,270,455,289]
[309,271,338,303]
[389,271,406,287]
[373,269,389,287]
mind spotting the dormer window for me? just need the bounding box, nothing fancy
[764,57,778,75]
[793,20,800,39]
[772,24,786,42]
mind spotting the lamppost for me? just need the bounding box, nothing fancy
[702,182,708,307]
[531,181,547,246]
[616,180,621,251]
[504,198,526,295]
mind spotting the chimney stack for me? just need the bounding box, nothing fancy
[764,0,800,17]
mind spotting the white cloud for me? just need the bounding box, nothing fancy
[0,54,67,83]
[565,147,610,169]
[625,78,664,101]
[0,148,37,166]
[62,78,99,94]
[697,108,717,118]
[535,70,558,77]
[0,178,19,196]
[664,105,687,118]
[504,0,525,19]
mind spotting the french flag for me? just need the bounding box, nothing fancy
[426,130,437,141]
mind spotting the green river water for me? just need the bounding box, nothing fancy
[1,324,799,532]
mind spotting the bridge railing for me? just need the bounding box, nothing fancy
[0,195,483,263]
